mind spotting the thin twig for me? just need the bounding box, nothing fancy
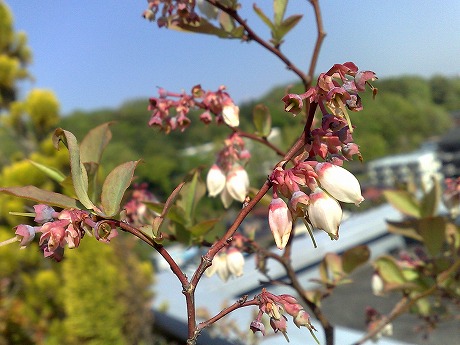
[205,0,310,89]
[307,0,326,84]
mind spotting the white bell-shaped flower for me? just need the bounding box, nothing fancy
[268,197,293,249]
[222,103,240,127]
[206,164,226,197]
[315,162,364,205]
[307,187,342,239]
[226,247,245,277]
[226,165,249,202]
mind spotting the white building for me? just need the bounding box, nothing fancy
[367,144,442,189]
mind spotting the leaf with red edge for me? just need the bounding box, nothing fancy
[53,128,96,211]
[101,160,140,217]
[80,122,113,164]
[0,186,78,209]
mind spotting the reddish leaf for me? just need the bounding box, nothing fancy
[0,186,78,209]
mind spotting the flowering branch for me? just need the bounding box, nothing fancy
[194,295,259,337]
[352,286,438,345]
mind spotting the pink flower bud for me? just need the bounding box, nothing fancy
[315,162,364,205]
[206,164,226,197]
[293,309,312,328]
[281,93,303,115]
[289,190,310,215]
[14,224,36,248]
[226,247,245,277]
[268,198,293,249]
[226,166,249,202]
[250,320,265,335]
[270,314,288,335]
[222,103,240,127]
[33,204,57,223]
[307,188,342,239]
[39,220,68,251]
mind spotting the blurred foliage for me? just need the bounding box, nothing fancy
[0,1,31,110]
[376,179,460,336]
[0,3,154,344]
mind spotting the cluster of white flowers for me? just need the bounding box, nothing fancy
[206,164,249,208]
[269,162,364,249]
[205,247,245,282]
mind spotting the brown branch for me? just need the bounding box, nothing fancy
[195,295,260,336]
[205,0,310,90]
[118,221,188,288]
[307,0,327,85]
[351,286,437,345]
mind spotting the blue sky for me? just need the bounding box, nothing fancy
[6,1,460,114]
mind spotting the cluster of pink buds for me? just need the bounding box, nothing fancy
[124,183,159,226]
[283,62,377,161]
[283,62,377,119]
[143,0,200,27]
[442,177,460,218]
[205,247,245,282]
[250,289,316,341]
[269,160,364,248]
[148,85,239,133]
[0,204,118,261]
[206,133,250,207]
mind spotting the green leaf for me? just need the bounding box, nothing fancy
[375,255,407,287]
[28,160,66,183]
[80,122,113,164]
[386,219,423,241]
[146,202,188,226]
[415,297,431,316]
[419,178,441,218]
[101,160,139,217]
[53,128,96,211]
[383,190,421,218]
[173,223,192,244]
[0,186,78,209]
[275,14,302,40]
[342,245,370,274]
[252,104,272,137]
[319,253,343,283]
[177,169,206,221]
[231,25,245,38]
[417,216,446,256]
[273,0,288,26]
[189,218,220,237]
[253,4,275,31]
